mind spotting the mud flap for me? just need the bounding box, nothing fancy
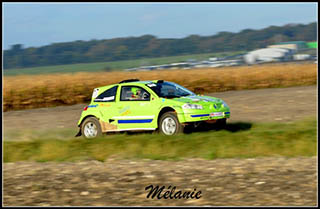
[75,128,82,137]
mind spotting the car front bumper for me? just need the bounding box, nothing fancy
[177,111,230,123]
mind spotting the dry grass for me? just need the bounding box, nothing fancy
[3,62,317,111]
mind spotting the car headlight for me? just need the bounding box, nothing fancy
[182,103,203,110]
[222,101,229,108]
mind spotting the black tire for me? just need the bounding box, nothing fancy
[159,112,184,135]
[81,117,102,139]
[215,118,227,130]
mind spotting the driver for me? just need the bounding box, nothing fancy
[131,87,142,99]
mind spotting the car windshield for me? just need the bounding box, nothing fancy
[146,81,195,98]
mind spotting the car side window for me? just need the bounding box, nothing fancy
[120,86,150,101]
[94,86,118,102]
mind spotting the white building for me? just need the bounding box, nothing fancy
[293,54,311,61]
[244,48,293,64]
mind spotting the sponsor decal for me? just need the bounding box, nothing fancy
[201,97,218,102]
[119,106,130,113]
[120,110,132,116]
[210,112,223,117]
[191,112,225,118]
[147,83,157,87]
[99,103,111,107]
[185,95,218,103]
[88,104,98,108]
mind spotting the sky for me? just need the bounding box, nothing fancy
[2,2,318,50]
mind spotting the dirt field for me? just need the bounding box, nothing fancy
[3,157,317,206]
[3,85,318,206]
[3,85,317,140]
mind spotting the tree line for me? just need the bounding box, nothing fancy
[4,22,317,69]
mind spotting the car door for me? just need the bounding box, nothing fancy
[114,85,159,130]
[93,85,119,132]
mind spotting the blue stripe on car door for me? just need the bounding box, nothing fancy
[118,119,153,123]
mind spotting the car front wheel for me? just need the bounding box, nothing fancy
[159,112,184,135]
[215,118,227,130]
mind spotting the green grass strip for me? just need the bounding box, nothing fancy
[4,117,317,162]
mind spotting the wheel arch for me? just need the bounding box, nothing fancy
[76,114,99,137]
[78,115,99,127]
[156,106,176,126]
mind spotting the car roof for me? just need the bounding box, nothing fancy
[123,80,155,84]
[96,80,160,90]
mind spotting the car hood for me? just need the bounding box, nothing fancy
[167,95,225,106]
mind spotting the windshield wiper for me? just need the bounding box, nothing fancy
[161,95,180,98]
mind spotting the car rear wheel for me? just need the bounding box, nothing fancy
[159,112,184,135]
[81,117,102,139]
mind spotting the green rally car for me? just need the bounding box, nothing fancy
[76,79,230,138]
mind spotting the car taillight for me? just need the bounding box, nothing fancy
[83,106,88,111]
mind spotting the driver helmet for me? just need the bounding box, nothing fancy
[131,87,139,95]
